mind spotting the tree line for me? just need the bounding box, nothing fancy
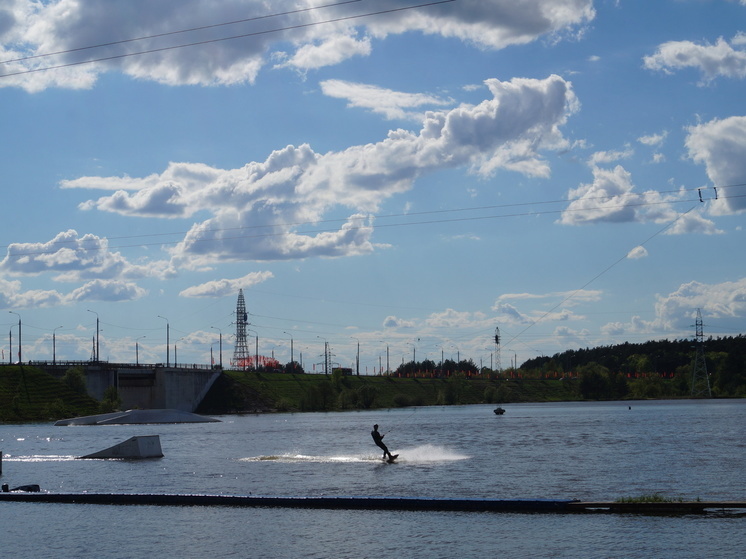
[520,335,746,399]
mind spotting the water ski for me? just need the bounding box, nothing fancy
[386,454,399,463]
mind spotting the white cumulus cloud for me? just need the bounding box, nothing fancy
[685,115,746,214]
[0,229,172,282]
[320,79,452,120]
[67,75,578,266]
[180,271,274,298]
[644,34,746,83]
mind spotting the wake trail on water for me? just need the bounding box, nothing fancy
[4,454,78,462]
[393,444,470,463]
[241,445,469,464]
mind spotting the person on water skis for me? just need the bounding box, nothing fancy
[371,424,395,461]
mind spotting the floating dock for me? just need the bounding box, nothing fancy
[55,409,219,426]
[0,493,744,514]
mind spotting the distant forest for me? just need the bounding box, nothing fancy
[519,335,746,399]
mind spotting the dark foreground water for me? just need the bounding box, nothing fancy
[1,399,744,558]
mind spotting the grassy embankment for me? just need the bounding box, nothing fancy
[0,365,583,421]
[0,365,99,422]
[196,369,583,414]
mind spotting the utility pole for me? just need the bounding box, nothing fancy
[9,312,21,363]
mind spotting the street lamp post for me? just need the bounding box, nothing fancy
[53,326,63,365]
[317,336,328,375]
[174,337,187,368]
[9,311,21,363]
[157,315,170,366]
[247,329,259,371]
[87,309,99,362]
[9,325,15,365]
[283,331,294,369]
[407,340,417,364]
[211,326,223,368]
[136,336,146,365]
[351,337,360,376]
[380,341,390,375]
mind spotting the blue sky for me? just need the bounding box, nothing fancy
[1,0,745,373]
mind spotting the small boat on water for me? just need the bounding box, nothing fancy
[493,407,505,415]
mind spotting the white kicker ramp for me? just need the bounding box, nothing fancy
[79,435,163,459]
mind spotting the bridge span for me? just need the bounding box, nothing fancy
[32,361,221,413]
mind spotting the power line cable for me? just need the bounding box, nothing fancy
[0,0,456,79]
[1,185,740,259]
[0,0,365,66]
[502,203,701,350]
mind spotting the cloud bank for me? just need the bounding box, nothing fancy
[64,74,578,266]
[1,0,595,92]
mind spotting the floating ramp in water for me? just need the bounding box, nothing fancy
[79,435,163,459]
[55,409,220,426]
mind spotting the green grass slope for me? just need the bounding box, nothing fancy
[0,365,99,422]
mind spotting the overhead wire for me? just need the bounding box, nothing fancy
[502,202,702,350]
[0,0,457,79]
[0,0,366,66]
[0,183,741,259]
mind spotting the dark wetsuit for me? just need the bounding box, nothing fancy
[371,426,392,459]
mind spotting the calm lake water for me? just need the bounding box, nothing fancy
[1,399,745,558]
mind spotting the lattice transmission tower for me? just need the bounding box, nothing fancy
[690,308,712,398]
[232,288,250,369]
[494,326,502,373]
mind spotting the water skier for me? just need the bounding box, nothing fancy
[371,424,395,461]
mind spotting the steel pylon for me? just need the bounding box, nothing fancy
[232,289,250,369]
[690,308,712,398]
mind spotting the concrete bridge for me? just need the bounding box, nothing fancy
[34,361,221,413]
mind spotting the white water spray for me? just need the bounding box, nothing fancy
[392,444,469,463]
[242,444,469,464]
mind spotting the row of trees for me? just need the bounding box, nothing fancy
[392,358,480,378]
[521,335,746,398]
[232,335,746,402]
